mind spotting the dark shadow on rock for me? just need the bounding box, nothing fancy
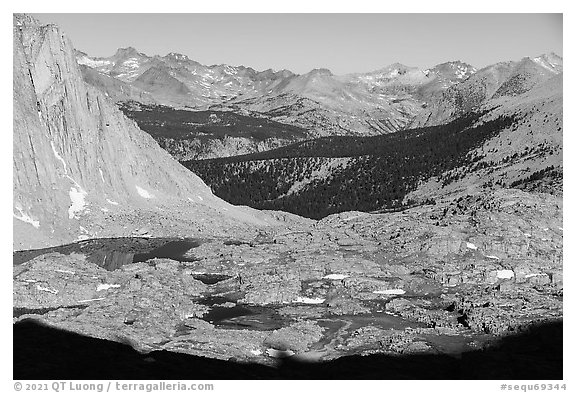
[277,320,563,379]
[14,319,562,380]
[13,319,277,380]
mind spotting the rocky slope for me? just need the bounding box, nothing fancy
[78,63,156,104]
[413,54,563,128]
[13,14,275,250]
[14,188,562,370]
[407,72,563,203]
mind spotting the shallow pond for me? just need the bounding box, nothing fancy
[192,274,232,285]
[13,237,205,270]
[197,296,287,330]
[13,305,88,318]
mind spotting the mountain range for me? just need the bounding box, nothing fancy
[75,46,562,159]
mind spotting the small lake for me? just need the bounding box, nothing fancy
[197,296,287,330]
[13,237,204,271]
[13,304,88,318]
[191,274,232,285]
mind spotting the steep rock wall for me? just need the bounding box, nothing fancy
[13,15,271,250]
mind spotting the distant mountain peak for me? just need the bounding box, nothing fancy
[165,52,190,62]
[13,13,41,27]
[384,62,412,70]
[308,68,333,77]
[433,60,475,69]
[114,47,143,58]
[428,61,477,78]
[363,63,417,79]
[532,52,563,74]
[537,52,562,61]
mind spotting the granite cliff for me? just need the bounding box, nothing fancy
[13,14,273,250]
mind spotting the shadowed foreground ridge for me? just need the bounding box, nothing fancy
[14,319,562,380]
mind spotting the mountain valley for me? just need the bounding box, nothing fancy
[12,14,563,379]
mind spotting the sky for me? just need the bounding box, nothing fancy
[31,13,563,75]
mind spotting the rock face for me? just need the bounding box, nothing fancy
[13,14,272,250]
[78,64,156,105]
[132,66,193,105]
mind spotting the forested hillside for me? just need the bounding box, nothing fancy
[118,102,310,159]
[184,111,522,218]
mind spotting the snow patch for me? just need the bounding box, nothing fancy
[466,242,478,250]
[266,348,295,358]
[250,349,263,356]
[533,57,558,73]
[197,195,203,201]
[322,274,349,280]
[68,187,88,219]
[99,168,105,183]
[50,141,68,174]
[136,185,154,199]
[293,296,325,304]
[77,56,111,68]
[122,58,140,68]
[96,283,121,291]
[106,199,119,205]
[55,269,75,275]
[525,273,547,279]
[485,255,500,260]
[78,297,106,303]
[496,270,515,280]
[455,66,469,79]
[374,289,406,295]
[14,206,40,228]
[36,284,58,294]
